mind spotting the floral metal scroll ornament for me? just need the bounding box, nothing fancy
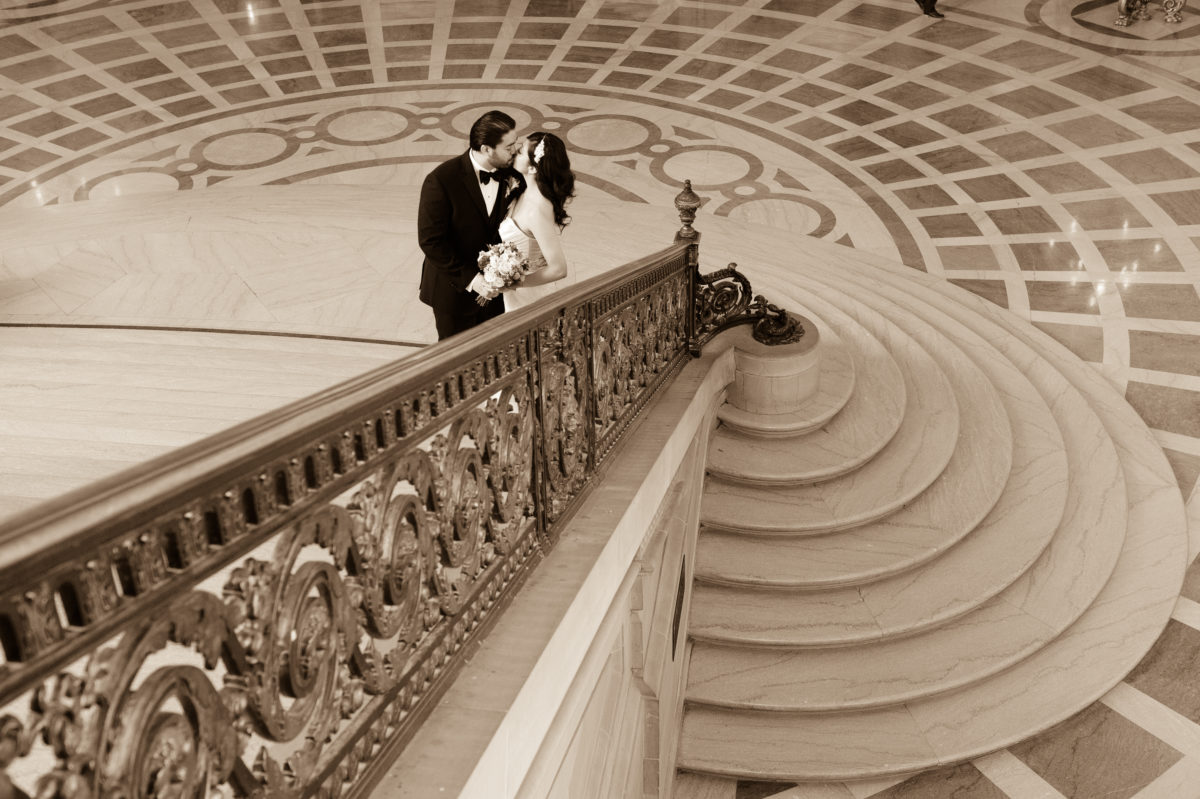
[537,305,592,526]
[0,595,242,799]
[673,180,804,350]
[693,263,805,347]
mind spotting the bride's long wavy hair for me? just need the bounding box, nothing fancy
[520,131,575,228]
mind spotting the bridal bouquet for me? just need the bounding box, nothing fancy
[475,241,531,305]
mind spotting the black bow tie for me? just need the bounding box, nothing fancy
[479,169,495,185]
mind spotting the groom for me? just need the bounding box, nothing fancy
[418,109,521,340]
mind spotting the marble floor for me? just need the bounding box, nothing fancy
[0,0,1198,796]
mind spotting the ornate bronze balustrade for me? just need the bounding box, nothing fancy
[0,185,795,799]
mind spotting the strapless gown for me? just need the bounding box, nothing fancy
[498,216,564,312]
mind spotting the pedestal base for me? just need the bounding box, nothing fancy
[725,315,820,415]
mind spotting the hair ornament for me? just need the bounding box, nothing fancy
[533,138,546,165]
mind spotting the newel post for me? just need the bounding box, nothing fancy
[675,178,806,353]
[674,180,702,355]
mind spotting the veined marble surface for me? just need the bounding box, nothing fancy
[802,272,1123,637]
[707,323,903,485]
[699,252,1068,590]
[703,290,960,535]
[680,217,1185,785]
[714,333,857,438]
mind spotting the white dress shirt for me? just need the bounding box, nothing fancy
[469,150,499,215]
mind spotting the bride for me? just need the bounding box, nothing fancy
[497,132,576,311]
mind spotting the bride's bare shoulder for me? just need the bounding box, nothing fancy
[527,190,555,219]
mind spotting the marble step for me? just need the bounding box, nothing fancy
[677,243,1186,781]
[689,414,1100,647]
[701,292,959,535]
[686,275,1125,702]
[802,269,1125,615]
[714,327,856,438]
[680,459,1155,780]
[694,282,1076,646]
[709,324,897,484]
[693,297,1076,645]
[833,261,1186,768]
[686,600,1055,712]
[694,274,1062,588]
[692,278,1078,618]
[679,703,944,782]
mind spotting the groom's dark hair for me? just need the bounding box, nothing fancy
[469,110,516,151]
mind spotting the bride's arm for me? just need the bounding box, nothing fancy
[518,199,567,287]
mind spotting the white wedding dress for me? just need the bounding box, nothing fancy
[498,216,564,312]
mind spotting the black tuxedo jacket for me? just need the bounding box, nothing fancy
[417,151,516,319]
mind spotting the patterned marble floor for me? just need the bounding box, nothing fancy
[0,0,1198,796]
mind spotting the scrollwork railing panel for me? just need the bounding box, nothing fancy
[592,264,690,462]
[1,355,543,799]
[536,302,594,530]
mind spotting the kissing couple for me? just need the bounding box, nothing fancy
[417,110,578,341]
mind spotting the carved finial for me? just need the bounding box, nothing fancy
[674,179,701,241]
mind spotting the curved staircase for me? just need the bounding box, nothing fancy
[675,245,1189,787]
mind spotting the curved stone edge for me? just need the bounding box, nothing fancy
[714,334,855,438]
[679,254,1186,781]
[695,261,1062,590]
[708,304,902,485]
[701,290,958,536]
[852,260,1190,768]
[684,264,1126,703]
